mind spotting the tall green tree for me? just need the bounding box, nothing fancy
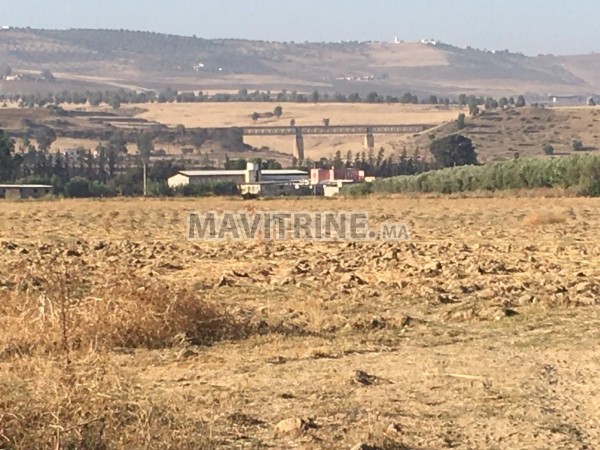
[430,135,478,168]
[0,129,16,181]
[136,133,154,159]
[34,127,57,151]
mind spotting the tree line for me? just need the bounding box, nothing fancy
[0,127,185,197]
[1,87,529,110]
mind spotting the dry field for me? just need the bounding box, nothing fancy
[1,195,600,449]
[103,102,458,159]
[127,102,458,129]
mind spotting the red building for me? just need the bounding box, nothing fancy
[310,168,365,185]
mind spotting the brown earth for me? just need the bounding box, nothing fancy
[1,196,599,449]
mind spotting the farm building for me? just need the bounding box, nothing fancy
[240,181,312,199]
[168,168,308,188]
[548,94,588,105]
[310,168,365,185]
[0,184,53,200]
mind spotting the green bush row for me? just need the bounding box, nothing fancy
[361,154,600,196]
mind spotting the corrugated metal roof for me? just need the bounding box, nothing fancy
[0,185,53,188]
[178,170,308,177]
[179,170,245,177]
[263,170,308,175]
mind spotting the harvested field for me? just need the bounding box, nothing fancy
[126,102,459,128]
[1,196,600,449]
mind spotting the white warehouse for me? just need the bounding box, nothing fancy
[168,166,308,189]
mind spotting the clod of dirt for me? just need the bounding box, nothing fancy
[93,241,108,251]
[354,370,377,386]
[158,262,184,271]
[399,314,413,327]
[232,270,250,278]
[270,276,294,286]
[216,276,234,288]
[481,307,520,321]
[274,417,317,438]
[438,293,459,304]
[369,317,387,330]
[424,261,443,277]
[501,308,519,318]
[228,412,265,428]
[340,273,368,286]
[291,260,311,275]
[518,294,537,305]
[1,241,18,251]
[386,423,403,434]
[266,356,287,365]
[350,443,379,450]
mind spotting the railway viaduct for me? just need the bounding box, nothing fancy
[228,124,435,160]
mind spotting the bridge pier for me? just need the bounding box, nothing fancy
[364,128,375,150]
[293,129,305,161]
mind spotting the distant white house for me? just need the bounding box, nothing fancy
[63,148,87,161]
[548,94,588,105]
[3,74,22,82]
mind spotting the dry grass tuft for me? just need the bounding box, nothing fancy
[0,259,243,360]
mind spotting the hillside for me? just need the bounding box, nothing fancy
[415,106,600,162]
[1,28,600,96]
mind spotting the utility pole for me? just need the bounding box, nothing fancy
[143,160,147,197]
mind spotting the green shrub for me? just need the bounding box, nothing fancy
[342,182,373,197]
[371,154,600,196]
[174,181,238,197]
[65,176,91,198]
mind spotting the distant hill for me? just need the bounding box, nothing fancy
[1,28,600,97]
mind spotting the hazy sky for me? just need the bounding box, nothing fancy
[2,0,599,55]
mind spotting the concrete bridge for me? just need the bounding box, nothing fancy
[229,124,434,160]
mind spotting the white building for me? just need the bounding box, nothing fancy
[168,166,308,189]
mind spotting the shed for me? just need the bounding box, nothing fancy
[240,182,312,199]
[168,170,246,188]
[0,185,53,200]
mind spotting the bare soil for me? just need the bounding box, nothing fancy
[1,196,599,449]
